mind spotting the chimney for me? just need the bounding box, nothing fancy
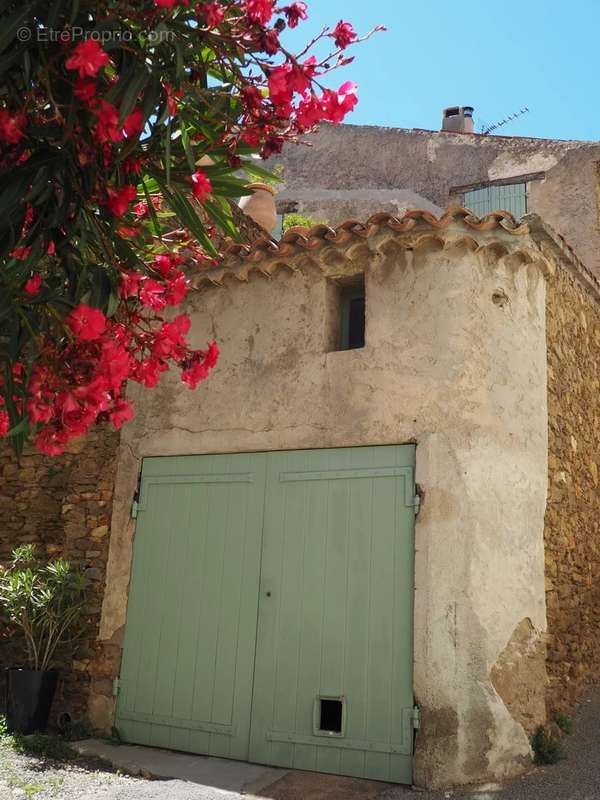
[441,106,474,133]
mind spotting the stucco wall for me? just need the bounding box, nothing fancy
[272,124,600,276]
[544,264,600,715]
[99,221,551,788]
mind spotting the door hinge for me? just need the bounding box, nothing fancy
[131,499,139,519]
[112,677,121,697]
[412,494,421,516]
[412,705,420,730]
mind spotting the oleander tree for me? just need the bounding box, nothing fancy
[0,0,381,456]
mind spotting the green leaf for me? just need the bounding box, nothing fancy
[241,160,282,184]
[203,197,239,240]
[118,65,150,125]
[0,2,36,56]
[180,126,196,174]
[140,177,161,237]
[165,120,172,188]
[7,416,29,438]
[152,172,218,256]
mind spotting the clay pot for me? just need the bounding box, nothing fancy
[238,183,277,234]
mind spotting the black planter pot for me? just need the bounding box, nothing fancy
[5,668,58,735]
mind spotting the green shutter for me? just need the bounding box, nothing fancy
[465,182,527,218]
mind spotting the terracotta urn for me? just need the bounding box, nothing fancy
[238,183,277,235]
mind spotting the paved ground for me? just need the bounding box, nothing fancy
[1,690,599,799]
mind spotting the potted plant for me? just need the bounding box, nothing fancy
[0,545,87,734]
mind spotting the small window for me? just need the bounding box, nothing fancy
[464,182,527,219]
[313,696,345,737]
[325,274,366,353]
[340,277,366,351]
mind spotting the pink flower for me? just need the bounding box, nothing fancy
[65,304,107,341]
[73,79,97,104]
[134,200,149,217]
[135,359,165,388]
[10,246,31,261]
[268,57,316,107]
[24,273,42,295]
[296,93,325,130]
[123,157,143,175]
[153,253,183,276]
[331,20,357,49]
[259,29,279,54]
[181,341,219,388]
[164,272,189,305]
[244,0,273,25]
[199,2,225,26]
[204,339,220,368]
[65,40,110,79]
[282,2,307,28]
[110,398,134,429]
[35,428,69,456]
[94,100,123,143]
[106,185,137,217]
[120,271,143,298]
[268,64,293,106]
[191,169,213,202]
[26,395,53,424]
[0,110,26,145]
[242,85,264,112]
[163,82,184,116]
[322,81,358,123]
[123,109,144,138]
[0,410,9,438]
[100,341,132,390]
[152,314,191,359]
[140,278,167,310]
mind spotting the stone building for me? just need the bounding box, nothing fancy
[1,116,600,791]
[271,109,600,278]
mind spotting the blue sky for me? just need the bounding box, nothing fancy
[283,0,598,141]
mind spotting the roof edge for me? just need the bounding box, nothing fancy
[190,206,600,304]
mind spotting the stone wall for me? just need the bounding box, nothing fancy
[544,266,600,715]
[0,428,118,727]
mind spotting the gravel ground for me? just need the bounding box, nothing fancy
[1,690,599,800]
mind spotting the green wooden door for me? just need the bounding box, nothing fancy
[116,446,416,783]
[115,453,267,759]
[248,445,416,783]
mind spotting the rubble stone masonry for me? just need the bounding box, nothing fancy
[0,428,119,727]
[544,265,600,716]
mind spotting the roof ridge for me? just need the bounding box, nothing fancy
[219,206,528,263]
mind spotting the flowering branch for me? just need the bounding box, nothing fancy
[0,0,380,456]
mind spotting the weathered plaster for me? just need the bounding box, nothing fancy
[98,217,553,789]
[487,152,559,181]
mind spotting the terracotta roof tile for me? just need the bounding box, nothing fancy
[189,206,600,303]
